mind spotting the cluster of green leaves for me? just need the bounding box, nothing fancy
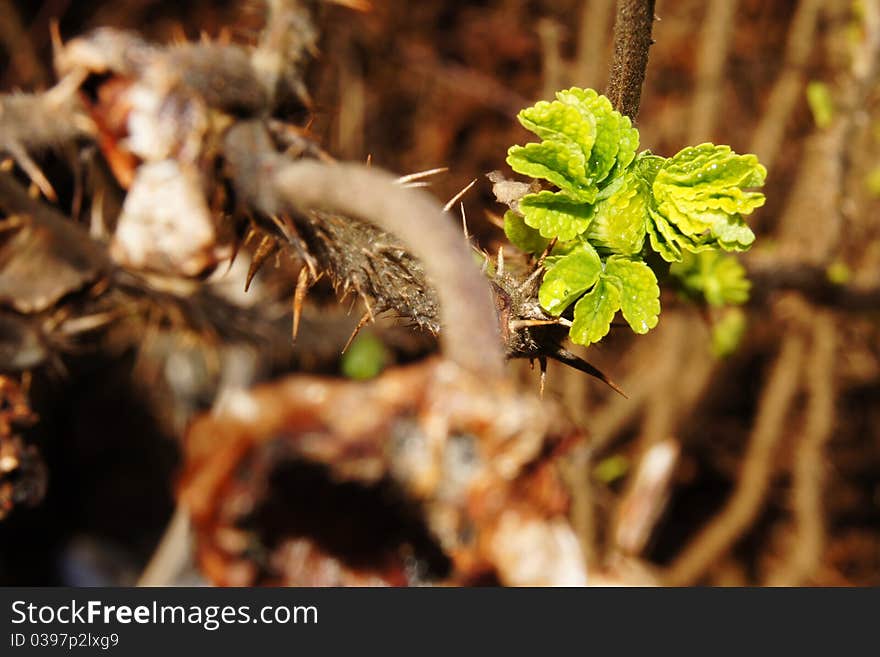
[669,251,751,308]
[669,251,752,357]
[503,87,766,346]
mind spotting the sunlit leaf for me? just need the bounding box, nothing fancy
[519,190,596,241]
[538,241,602,315]
[604,257,660,334]
[570,277,621,345]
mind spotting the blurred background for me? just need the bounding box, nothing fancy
[0,0,878,585]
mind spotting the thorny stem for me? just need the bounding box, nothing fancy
[224,121,506,378]
[605,0,656,120]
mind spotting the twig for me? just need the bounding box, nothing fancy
[137,505,192,586]
[538,18,564,100]
[573,0,616,89]
[748,0,823,171]
[663,333,806,585]
[687,0,740,143]
[613,438,680,556]
[605,0,656,120]
[746,255,880,311]
[767,313,836,585]
[224,121,506,377]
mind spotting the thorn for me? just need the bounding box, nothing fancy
[497,246,505,276]
[246,235,278,291]
[89,188,106,240]
[268,214,293,241]
[539,357,547,398]
[292,266,310,344]
[9,142,57,201]
[170,23,188,44]
[518,266,545,294]
[443,178,477,212]
[549,347,627,398]
[217,27,232,44]
[397,166,448,185]
[365,153,372,166]
[536,238,557,268]
[49,20,63,58]
[226,235,242,274]
[460,202,469,241]
[342,312,372,354]
[242,225,259,247]
[508,319,562,331]
[361,291,375,322]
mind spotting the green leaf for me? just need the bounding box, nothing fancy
[669,251,751,306]
[647,143,765,258]
[586,172,648,255]
[647,207,683,262]
[506,142,596,201]
[570,277,621,345]
[509,88,639,202]
[503,210,550,254]
[711,213,756,251]
[604,257,660,334]
[520,190,596,241]
[634,152,665,185]
[538,242,602,315]
[657,143,766,189]
[556,87,640,186]
[711,307,747,357]
[518,99,597,158]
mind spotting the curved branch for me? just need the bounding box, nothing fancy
[223,121,506,378]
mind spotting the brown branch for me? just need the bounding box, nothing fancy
[748,0,823,171]
[687,0,740,143]
[745,256,880,312]
[663,334,806,586]
[605,0,656,120]
[223,121,506,378]
[767,313,836,585]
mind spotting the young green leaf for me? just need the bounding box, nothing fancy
[506,141,596,201]
[711,307,748,357]
[538,242,602,315]
[570,277,621,345]
[556,87,639,186]
[648,143,765,257]
[518,99,597,159]
[586,172,648,255]
[519,190,596,241]
[604,257,660,334]
[670,251,751,306]
[503,210,550,254]
[657,143,766,189]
